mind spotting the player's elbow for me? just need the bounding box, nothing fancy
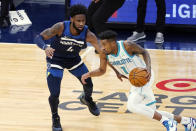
[99,68,106,75]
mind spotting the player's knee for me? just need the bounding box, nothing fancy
[49,95,59,103]
[127,100,137,113]
[50,92,60,98]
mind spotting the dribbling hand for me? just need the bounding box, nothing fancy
[145,69,151,82]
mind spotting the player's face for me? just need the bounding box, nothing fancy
[100,39,113,55]
[71,14,86,33]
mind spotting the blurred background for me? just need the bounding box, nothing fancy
[0,0,196,50]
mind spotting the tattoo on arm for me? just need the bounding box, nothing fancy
[126,43,144,54]
[41,22,63,40]
[86,30,102,53]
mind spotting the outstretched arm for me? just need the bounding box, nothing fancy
[81,53,107,84]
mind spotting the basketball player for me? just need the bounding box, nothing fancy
[34,4,101,131]
[81,30,196,131]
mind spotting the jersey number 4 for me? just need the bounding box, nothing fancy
[67,46,74,52]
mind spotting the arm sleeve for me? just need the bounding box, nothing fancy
[34,35,47,50]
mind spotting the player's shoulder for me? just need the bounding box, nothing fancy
[86,29,96,40]
[123,40,133,50]
[52,22,64,30]
[124,40,141,49]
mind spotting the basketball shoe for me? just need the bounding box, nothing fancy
[183,117,196,131]
[155,32,164,43]
[162,119,177,131]
[80,93,100,116]
[127,31,146,42]
[52,115,62,131]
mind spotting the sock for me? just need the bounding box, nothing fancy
[160,116,169,123]
[180,117,190,125]
[157,110,174,119]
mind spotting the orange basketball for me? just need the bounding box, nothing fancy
[129,67,149,87]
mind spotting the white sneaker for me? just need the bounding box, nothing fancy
[162,119,177,131]
[183,117,196,131]
[155,32,164,43]
[127,31,146,42]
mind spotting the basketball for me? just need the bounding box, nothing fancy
[129,67,149,87]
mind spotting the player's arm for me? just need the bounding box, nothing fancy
[86,29,102,54]
[108,62,128,81]
[34,22,64,58]
[125,41,151,73]
[81,53,107,84]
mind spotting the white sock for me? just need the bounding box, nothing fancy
[157,110,174,119]
[180,117,190,125]
[160,116,169,123]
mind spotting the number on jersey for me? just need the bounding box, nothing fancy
[67,46,74,52]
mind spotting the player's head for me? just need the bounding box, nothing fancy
[70,4,87,33]
[98,30,117,55]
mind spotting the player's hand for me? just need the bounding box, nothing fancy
[145,69,151,82]
[116,72,128,82]
[81,73,90,84]
[45,47,55,59]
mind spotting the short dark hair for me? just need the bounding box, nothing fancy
[98,30,118,42]
[70,4,87,17]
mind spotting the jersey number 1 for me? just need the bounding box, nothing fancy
[121,66,129,74]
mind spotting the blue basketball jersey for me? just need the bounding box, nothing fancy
[47,21,88,69]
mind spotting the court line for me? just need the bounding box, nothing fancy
[1,42,196,53]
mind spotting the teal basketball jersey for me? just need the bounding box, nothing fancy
[107,41,146,78]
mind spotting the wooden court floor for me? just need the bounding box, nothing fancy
[0,43,196,131]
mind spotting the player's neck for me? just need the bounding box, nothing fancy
[112,42,118,55]
[70,24,80,36]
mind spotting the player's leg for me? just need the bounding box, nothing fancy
[141,81,195,131]
[47,64,64,131]
[127,89,177,131]
[0,0,10,27]
[127,75,177,131]
[87,0,103,33]
[154,0,166,43]
[69,63,100,116]
[157,110,196,131]
[127,0,147,42]
[91,0,125,35]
